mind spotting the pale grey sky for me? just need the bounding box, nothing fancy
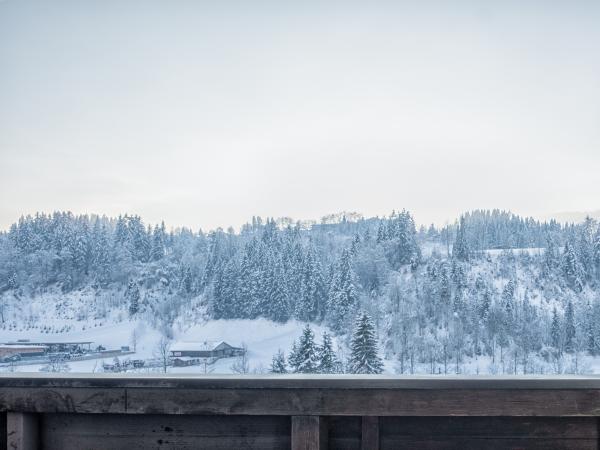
[1,1,599,231]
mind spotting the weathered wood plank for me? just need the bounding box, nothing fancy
[0,385,599,417]
[361,416,379,450]
[3,374,600,390]
[0,388,126,414]
[327,416,361,450]
[6,412,38,450]
[126,388,600,416]
[380,416,598,450]
[292,416,327,450]
[41,413,290,450]
[380,438,597,449]
[380,416,598,438]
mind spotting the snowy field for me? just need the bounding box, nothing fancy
[3,316,599,375]
[0,318,331,374]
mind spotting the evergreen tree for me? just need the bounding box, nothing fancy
[551,307,561,350]
[317,331,339,374]
[327,249,358,332]
[296,246,326,322]
[126,280,140,316]
[594,227,600,278]
[585,300,596,355]
[267,259,290,323]
[288,341,301,373]
[563,240,584,292]
[92,223,111,285]
[212,259,239,319]
[501,280,515,326]
[544,234,560,273]
[564,299,576,353]
[453,216,470,262]
[348,313,384,374]
[384,210,420,268]
[150,222,166,261]
[290,324,319,373]
[270,349,288,374]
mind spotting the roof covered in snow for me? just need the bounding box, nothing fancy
[170,341,237,352]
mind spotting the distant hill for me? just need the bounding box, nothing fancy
[543,210,600,224]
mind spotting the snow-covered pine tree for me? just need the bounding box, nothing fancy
[267,259,290,323]
[551,306,561,350]
[317,331,339,374]
[348,313,384,374]
[296,246,326,322]
[327,249,358,332]
[287,341,301,373]
[126,280,140,316]
[501,280,515,324]
[563,240,584,292]
[453,216,470,262]
[584,300,596,355]
[270,349,288,374]
[594,226,600,279]
[92,222,111,285]
[292,324,319,373]
[150,222,166,261]
[564,299,576,353]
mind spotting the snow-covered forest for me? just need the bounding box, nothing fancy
[1,209,600,375]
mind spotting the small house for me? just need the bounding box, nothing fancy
[0,344,47,360]
[170,341,245,361]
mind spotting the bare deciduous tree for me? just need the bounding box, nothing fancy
[230,343,249,374]
[154,336,172,373]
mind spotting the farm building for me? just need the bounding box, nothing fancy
[0,344,47,359]
[2,340,93,354]
[170,341,245,359]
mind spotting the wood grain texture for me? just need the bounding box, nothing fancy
[361,416,379,450]
[125,388,600,416]
[327,416,361,450]
[40,413,290,450]
[380,416,598,450]
[2,374,600,390]
[292,416,327,450]
[6,412,38,450]
[0,388,125,414]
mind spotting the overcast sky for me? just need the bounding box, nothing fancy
[1,1,599,231]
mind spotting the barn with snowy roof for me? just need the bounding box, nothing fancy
[170,341,245,359]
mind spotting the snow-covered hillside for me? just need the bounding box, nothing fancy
[2,209,600,376]
[0,317,333,374]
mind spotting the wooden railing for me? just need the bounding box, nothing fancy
[1,374,599,449]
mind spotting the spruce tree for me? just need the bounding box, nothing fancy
[270,349,288,374]
[317,332,339,374]
[296,247,326,322]
[267,260,290,323]
[453,216,470,262]
[348,313,384,374]
[585,301,596,355]
[551,307,561,350]
[564,299,576,353]
[594,227,600,278]
[327,249,358,332]
[288,341,301,373]
[126,280,140,316]
[292,324,319,373]
[563,240,584,292]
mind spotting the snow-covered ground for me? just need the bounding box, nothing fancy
[0,318,331,374]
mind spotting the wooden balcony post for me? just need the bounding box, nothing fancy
[361,416,379,450]
[7,412,38,450]
[291,416,327,450]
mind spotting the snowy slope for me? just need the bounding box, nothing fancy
[0,318,333,374]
